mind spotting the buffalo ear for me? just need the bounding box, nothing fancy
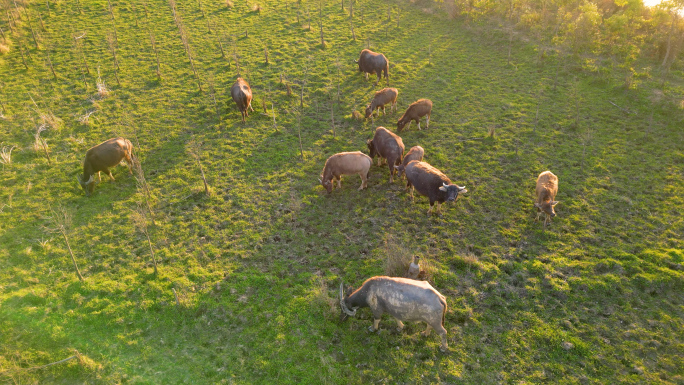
[534,202,542,208]
[459,188,468,194]
[551,201,559,206]
[439,185,448,192]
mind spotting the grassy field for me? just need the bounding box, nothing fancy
[1,0,683,383]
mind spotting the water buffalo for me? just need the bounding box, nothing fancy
[397,99,432,132]
[77,137,134,196]
[231,77,254,123]
[339,277,448,352]
[355,49,389,86]
[534,171,559,227]
[365,88,399,121]
[319,151,372,193]
[403,161,467,216]
[394,145,424,179]
[367,127,404,183]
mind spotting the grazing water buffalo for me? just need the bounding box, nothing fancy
[339,277,448,352]
[355,49,389,86]
[534,171,559,227]
[397,99,432,132]
[367,127,404,183]
[319,151,373,193]
[77,137,134,196]
[231,77,254,123]
[365,88,399,121]
[403,161,467,216]
[394,145,424,179]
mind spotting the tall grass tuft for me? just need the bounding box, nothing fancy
[96,67,110,98]
[309,275,337,319]
[0,145,15,165]
[77,110,97,125]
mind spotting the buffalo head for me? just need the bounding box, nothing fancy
[438,183,467,202]
[319,177,333,194]
[339,283,357,322]
[77,174,97,196]
[366,139,377,158]
[534,201,558,217]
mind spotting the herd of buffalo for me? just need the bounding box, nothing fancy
[76,48,560,352]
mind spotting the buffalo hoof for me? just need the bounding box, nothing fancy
[368,325,377,333]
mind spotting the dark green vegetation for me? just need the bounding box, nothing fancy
[1,0,683,382]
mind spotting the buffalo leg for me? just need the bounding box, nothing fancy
[426,114,430,128]
[248,102,254,112]
[107,169,115,181]
[422,324,433,337]
[359,172,367,190]
[410,186,415,201]
[427,203,433,216]
[388,164,395,183]
[369,318,381,332]
[405,121,411,131]
[365,73,369,81]
[382,105,386,115]
[336,176,342,189]
[433,323,448,351]
[395,319,405,332]
[417,119,421,131]
[97,171,102,182]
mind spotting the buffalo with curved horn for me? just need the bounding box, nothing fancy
[339,276,449,352]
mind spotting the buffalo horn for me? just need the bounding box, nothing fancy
[339,283,357,316]
[443,182,449,188]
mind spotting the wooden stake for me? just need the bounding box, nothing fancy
[297,112,304,160]
[61,229,84,282]
[47,50,57,79]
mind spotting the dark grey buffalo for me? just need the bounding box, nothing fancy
[403,161,467,216]
[367,127,404,183]
[231,77,254,123]
[339,276,448,351]
[78,137,134,196]
[355,49,389,86]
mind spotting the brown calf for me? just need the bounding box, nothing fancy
[397,99,432,132]
[394,145,424,179]
[231,77,254,123]
[365,88,399,121]
[534,171,559,227]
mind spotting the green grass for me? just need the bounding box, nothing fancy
[1,0,683,383]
